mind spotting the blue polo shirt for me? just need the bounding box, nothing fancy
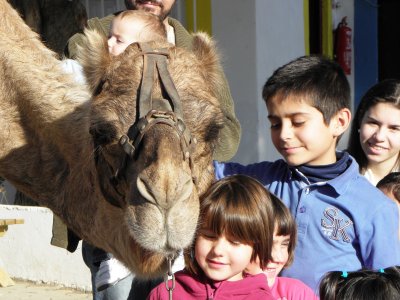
[214,154,400,292]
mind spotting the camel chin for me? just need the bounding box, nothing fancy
[125,194,199,254]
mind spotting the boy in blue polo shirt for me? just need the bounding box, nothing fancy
[214,55,400,292]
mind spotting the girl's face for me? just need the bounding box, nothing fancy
[263,229,290,286]
[195,228,253,282]
[360,102,400,169]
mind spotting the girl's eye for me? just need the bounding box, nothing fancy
[292,120,305,127]
[268,117,281,129]
[389,126,400,132]
[270,122,281,129]
[199,229,217,240]
[364,120,379,127]
[202,234,216,240]
[229,239,242,246]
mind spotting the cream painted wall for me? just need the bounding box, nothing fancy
[212,0,305,164]
[0,205,91,290]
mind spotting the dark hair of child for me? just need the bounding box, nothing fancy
[185,175,275,276]
[377,172,400,203]
[319,267,400,300]
[262,55,350,126]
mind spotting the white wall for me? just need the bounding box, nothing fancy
[212,0,259,164]
[0,205,91,291]
[254,0,306,162]
[212,0,305,164]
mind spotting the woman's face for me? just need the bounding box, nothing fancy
[359,102,400,169]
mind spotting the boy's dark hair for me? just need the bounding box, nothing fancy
[377,172,400,203]
[319,267,400,300]
[347,79,400,173]
[262,55,350,125]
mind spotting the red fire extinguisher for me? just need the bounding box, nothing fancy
[335,17,352,75]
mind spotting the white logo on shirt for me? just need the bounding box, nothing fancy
[321,207,353,243]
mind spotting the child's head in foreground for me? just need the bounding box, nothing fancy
[246,194,297,285]
[185,175,275,282]
[262,55,351,167]
[264,194,297,286]
[377,172,400,204]
[319,267,400,300]
[108,10,167,56]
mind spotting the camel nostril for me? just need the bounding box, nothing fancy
[176,176,194,203]
[137,176,156,203]
[136,172,194,207]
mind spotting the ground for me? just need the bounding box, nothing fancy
[1,279,91,300]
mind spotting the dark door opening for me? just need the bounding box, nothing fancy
[378,0,400,80]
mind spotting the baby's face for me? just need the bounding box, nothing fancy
[108,18,141,56]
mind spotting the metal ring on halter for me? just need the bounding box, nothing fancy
[164,256,175,300]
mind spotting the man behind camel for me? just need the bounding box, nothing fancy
[59,1,241,299]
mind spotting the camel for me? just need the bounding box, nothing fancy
[0,0,224,278]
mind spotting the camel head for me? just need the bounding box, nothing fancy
[77,30,224,276]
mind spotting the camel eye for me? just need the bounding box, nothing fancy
[204,121,223,143]
[93,79,106,97]
[89,122,118,147]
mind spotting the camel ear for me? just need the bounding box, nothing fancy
[191,32,224,100]
[191,32,220,73]
[75,28,111,95]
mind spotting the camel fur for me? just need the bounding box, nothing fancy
[0,0,224,277]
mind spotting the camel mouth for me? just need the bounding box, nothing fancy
[125,194,199,254]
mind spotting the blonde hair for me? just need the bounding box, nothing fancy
[185,175,274,276]
[114,10,167,43]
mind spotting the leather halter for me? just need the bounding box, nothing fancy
[107,43,197,208]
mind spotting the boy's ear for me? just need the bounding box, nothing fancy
[331,108,352,137]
